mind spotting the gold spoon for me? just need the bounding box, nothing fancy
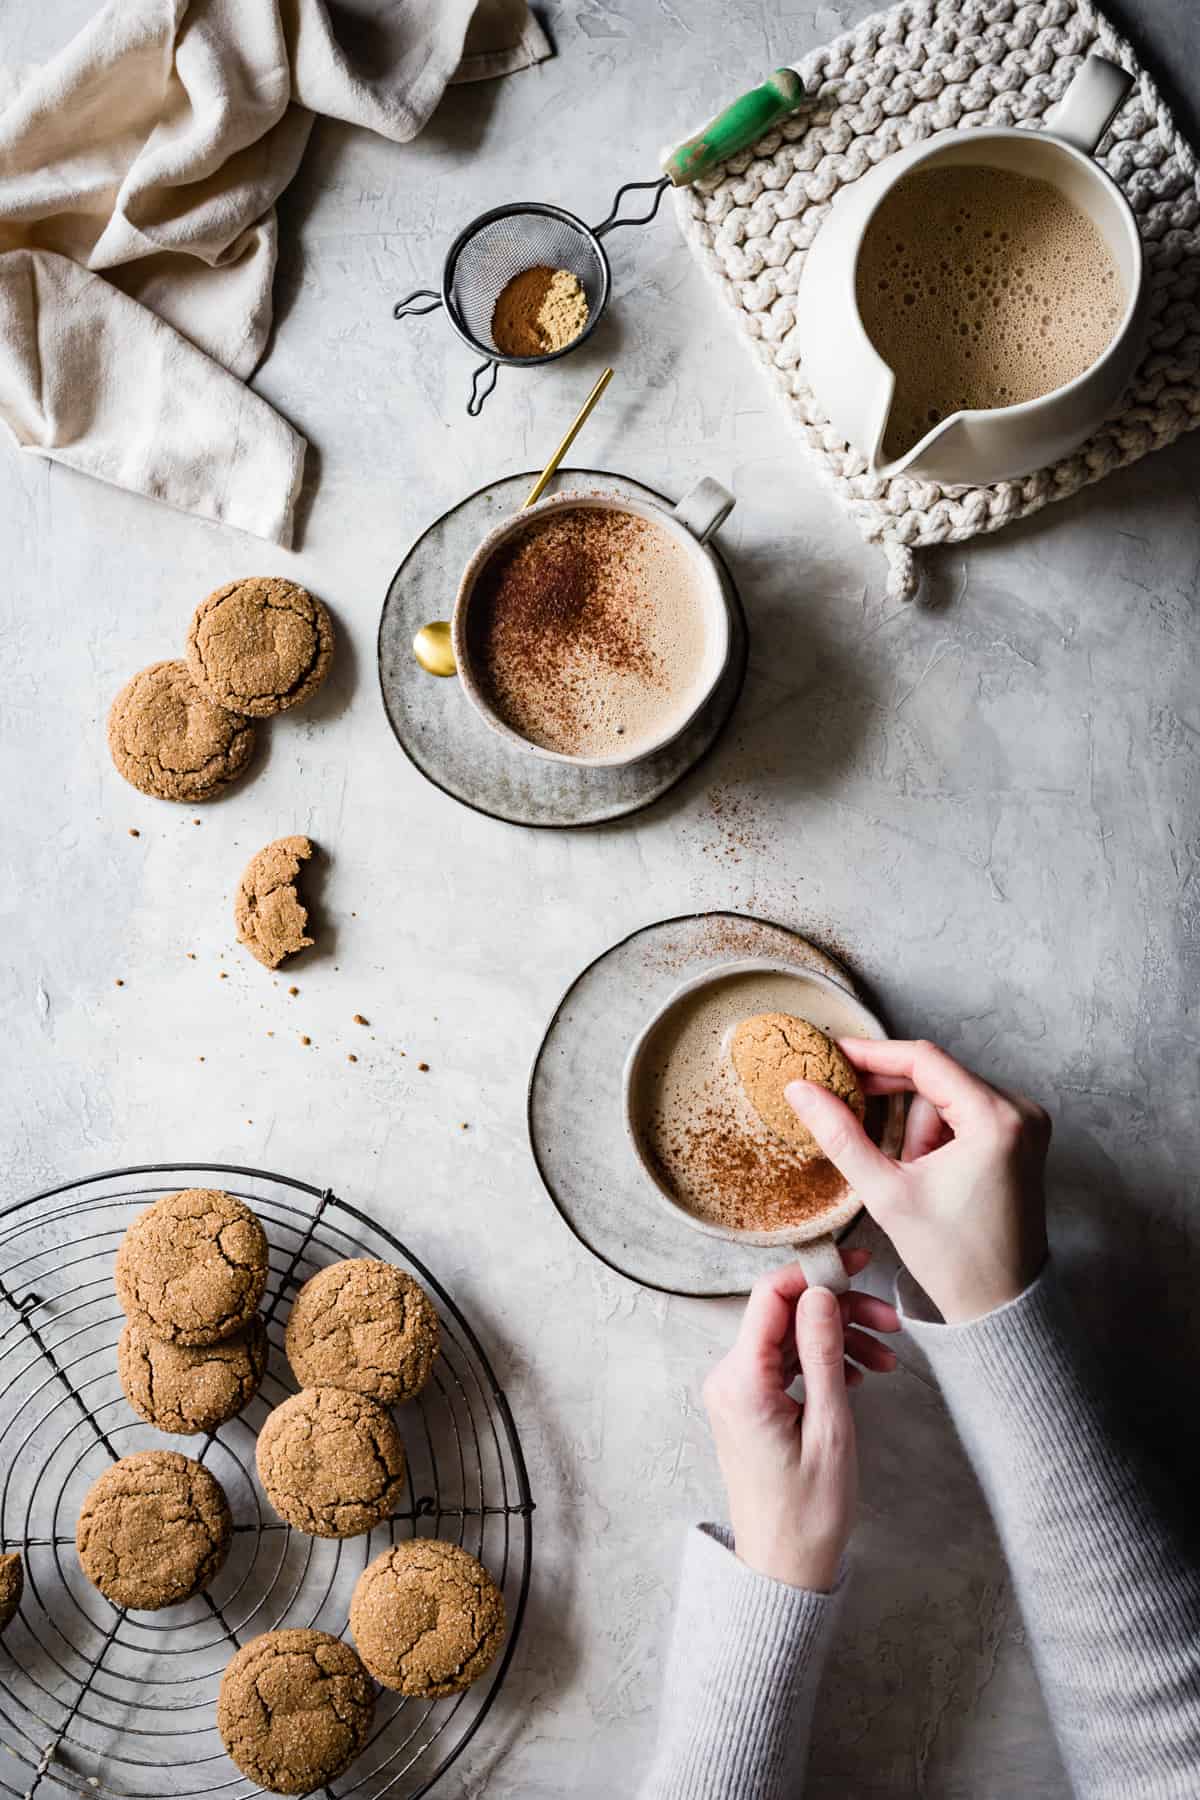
[413,366,615,677]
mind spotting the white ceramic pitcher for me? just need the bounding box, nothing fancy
[794,56,1144,485]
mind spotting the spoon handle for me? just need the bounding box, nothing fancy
[522,369,615,510]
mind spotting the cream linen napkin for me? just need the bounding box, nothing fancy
[0,0,550,544]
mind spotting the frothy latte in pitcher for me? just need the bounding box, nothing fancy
[855,165,1125,462]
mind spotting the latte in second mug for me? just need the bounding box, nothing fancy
[452,482,734,768]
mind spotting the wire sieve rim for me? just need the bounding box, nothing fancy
[440,202,612,366]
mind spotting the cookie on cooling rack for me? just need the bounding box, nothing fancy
[256,1387,406,1538]
[115,1189,268,1346]
[285,1258,439,1404]
[118,1315,267,1434]
[76,1451,231,1609]
[350,1539,506,1697]
[0,1552,22,1632]
[217,1628,373,1794]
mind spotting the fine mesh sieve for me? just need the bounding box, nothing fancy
[393,185,659,415]
[391,65,812,414]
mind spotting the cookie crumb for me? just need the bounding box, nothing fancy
[194,818,202,826]
[219,972,228,980]
[115,979,124,988]
[128,828,140,838]
[300,1035,312,1047]
[460,1122,468,1131]
[198,1055,205,1062]
[353,1014,368,1026]
[348,1054,358,1064]
[417,1062,430,1072]
[267,1030,274,1038]
[186,952,196,960]
[288,986,299,996]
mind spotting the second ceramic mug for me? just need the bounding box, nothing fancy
[450,480,735,769]
[622,958,907,1294]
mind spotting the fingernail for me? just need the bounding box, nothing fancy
[785,1079,818,1116]
[803,1286,838,1319]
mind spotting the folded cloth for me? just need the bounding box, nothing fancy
[0,0,550,544]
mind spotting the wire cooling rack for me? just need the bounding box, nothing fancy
[0,1165,534,1800]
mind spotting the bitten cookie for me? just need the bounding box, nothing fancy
[107,659,256,802]
[350,1540,506,1697]
[76,1451,231,1609]
[234,836,315,969]
[217,1629,373,1795]
[187,578,334,717]
[730,1013,866,1161]
[0,1553,23,1633]
[256,1387,407,1538]
[115,1189,269,1346]
[285,1260,439,1404]
[118,1316,267,1434]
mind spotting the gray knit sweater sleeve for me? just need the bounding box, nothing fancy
[639,1524,843,1799]
[902,1264,1200,1798]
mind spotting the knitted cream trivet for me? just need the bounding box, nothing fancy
[673,0,1200,598]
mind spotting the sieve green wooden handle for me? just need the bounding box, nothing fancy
[663,68,807,187]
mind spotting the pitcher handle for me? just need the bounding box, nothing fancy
[1045,54,1133,156]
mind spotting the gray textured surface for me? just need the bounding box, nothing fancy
[378,468,746,826]
[2,2,1198,1795]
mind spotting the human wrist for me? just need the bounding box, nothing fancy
[732,1520,844,1592]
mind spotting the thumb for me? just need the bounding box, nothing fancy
[785,1080,898,1201]
[794,1286,850,1425]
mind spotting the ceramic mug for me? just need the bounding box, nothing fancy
[451,481,735,768]
[794,55,1144,485]
[622,958,906,1294]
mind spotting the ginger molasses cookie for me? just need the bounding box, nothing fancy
[285,1260,439,1404]
[256,1387,406,1539]
[187,577,334,717]
[107,659,256,802]
[730,1013,865,1161]
[217,1628,374,1795]
[234,836,315,969]
[115,1189,269,1347]
[0,1553,23,1632]
[118,1315,267,1435]
[76,1450,231,1609]
[350,1540,506,1697]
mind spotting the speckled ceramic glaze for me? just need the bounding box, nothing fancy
[377,469,747,828]
[529,912,904,1297]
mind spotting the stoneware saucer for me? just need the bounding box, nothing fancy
[377,469,748,829]
[528,910,901,1296]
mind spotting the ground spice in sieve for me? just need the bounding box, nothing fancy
[492,266,589,357]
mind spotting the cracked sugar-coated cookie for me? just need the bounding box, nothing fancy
[118,1315,267,1434]
[256,1387,406,1539]
[187,577,334,717]
[730,1013,865,1161]
[217,1628,373,1794]
[76,1450,231,1609]
[350,1540,506,1697]
[0,1553,23,1632]
[115,1189,269,1347]
[285,1259,439,1404]
[234,836,315,969]
[107,659,256,802]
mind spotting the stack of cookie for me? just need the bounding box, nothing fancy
[72,1189,270,1614]
[107,577,334,803]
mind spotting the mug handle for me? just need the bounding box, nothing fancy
[791,1232,850,1296]
[1045,54,1133,156]
[673,477,735,544]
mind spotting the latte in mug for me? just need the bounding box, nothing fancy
[856,164,1126,461]
[466,506,712,761]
